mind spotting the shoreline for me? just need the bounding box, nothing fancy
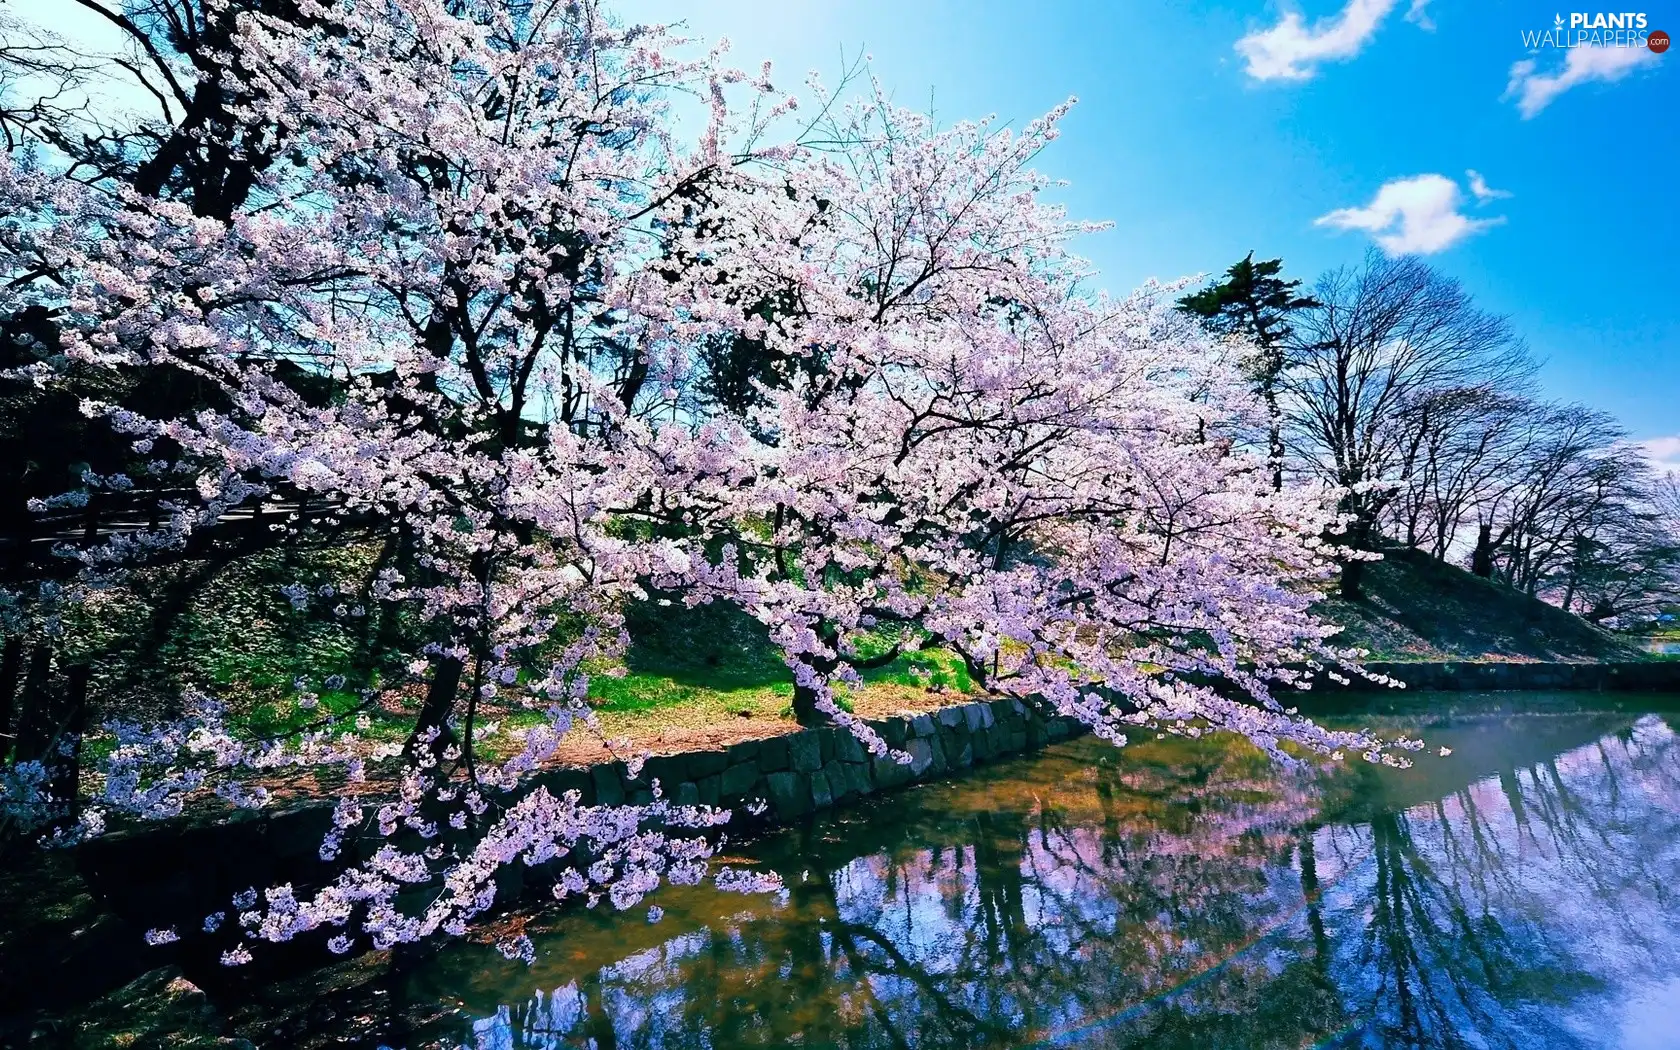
[8,662,1680,1043]
[62,657,1680,947]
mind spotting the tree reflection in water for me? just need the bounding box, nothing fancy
[339,704,1680,1050]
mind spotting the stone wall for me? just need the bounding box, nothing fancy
[1305,660,1680,693]
[550,696,1087,825]
[73,697,1088,949]
[69,661,1680,957]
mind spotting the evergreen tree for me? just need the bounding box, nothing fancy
[1178,253,1318,490]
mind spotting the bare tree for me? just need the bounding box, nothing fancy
[1471,404,1626,594]
[1382,388,1533,561]
[1544,458,1680,625]
[1284,250,1533,598]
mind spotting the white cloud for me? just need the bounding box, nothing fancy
[1315,174,1504,255]
[1235,0,1408,81]
[1465,169,1511,203]
[1640,436,1680,476]
[1404,0,1435,31]
[1504,44,1660,118]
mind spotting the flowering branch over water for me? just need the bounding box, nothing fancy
[0,0,1408,962]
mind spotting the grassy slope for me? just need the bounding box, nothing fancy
[563,599,975,753]
[1315,546,1643,663]
[188,546,1643,760]
[588,550,1645,748]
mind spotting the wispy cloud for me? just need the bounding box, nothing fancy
[1640,436,1680,476]
[1235,0,1419,81]
[1465,169,1511,203]
[1505,44,1659,118]
[1315,173,1504,254]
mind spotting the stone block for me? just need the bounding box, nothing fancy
[986,724,1009,755]
[640,755,683,787]
[843,761,874,798]
[873,753,915,788]
[721,761,760,800]
[788,730,823,772]
[810,768,834,809]
[726,739,761,765]
[908,737,937,776]
[675,781,700,808]
[591,763,625,807]
[540,768,592,800]
[964,702,994,733]
[927,732,949,773]
[816,765,844,804]
[911,713,937,736]
[697,774,721,807]
[758,735,790,772]
[939,725,965,752]
[878,717,909,747]
[835,730,868,763]
[688,750,729,778]
[267,809,333,862]
[938,706,964,728]
[765,771,811,818]
[950,736,974,767]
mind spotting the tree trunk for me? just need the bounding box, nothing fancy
[791,680,828,728]
[1262,375,1284,493]
[49,664,91,829]
[1338,557,1365,601]
[406,655,463,763]
[790,645,839,728]
[0,636,22,762]
[12,643,55,762]
[1470,524,1494,578]
[1270,424,1285,493]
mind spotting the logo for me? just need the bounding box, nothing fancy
[1521,11,1660,48]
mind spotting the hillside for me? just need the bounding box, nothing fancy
[1317,546,1644,663]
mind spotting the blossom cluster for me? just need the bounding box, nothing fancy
[0,0,1412,963]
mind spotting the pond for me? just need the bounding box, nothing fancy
[233,693,1680,1049]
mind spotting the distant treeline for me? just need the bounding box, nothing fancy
[1179,250,1680,627]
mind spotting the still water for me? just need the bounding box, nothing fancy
[240,694,1680,1049]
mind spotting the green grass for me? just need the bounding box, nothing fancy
[585,602,972,720]
[82,554,978,755]
[587,670,793,715]
[596,597,973,712]
[858,646,972,693]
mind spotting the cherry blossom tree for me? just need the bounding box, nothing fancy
[630,88,1401,755]
[0,0,1410,965]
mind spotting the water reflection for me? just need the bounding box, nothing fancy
[266,699,1680,1049]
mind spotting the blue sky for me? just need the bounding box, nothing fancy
[13,0,1677,450]
[623,0,1677,452]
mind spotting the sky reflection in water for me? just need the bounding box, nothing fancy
[398,700,1680,1049]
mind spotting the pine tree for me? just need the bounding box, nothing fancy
[1178,253,1318,491]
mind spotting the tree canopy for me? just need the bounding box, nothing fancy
[1,0,1414,964]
